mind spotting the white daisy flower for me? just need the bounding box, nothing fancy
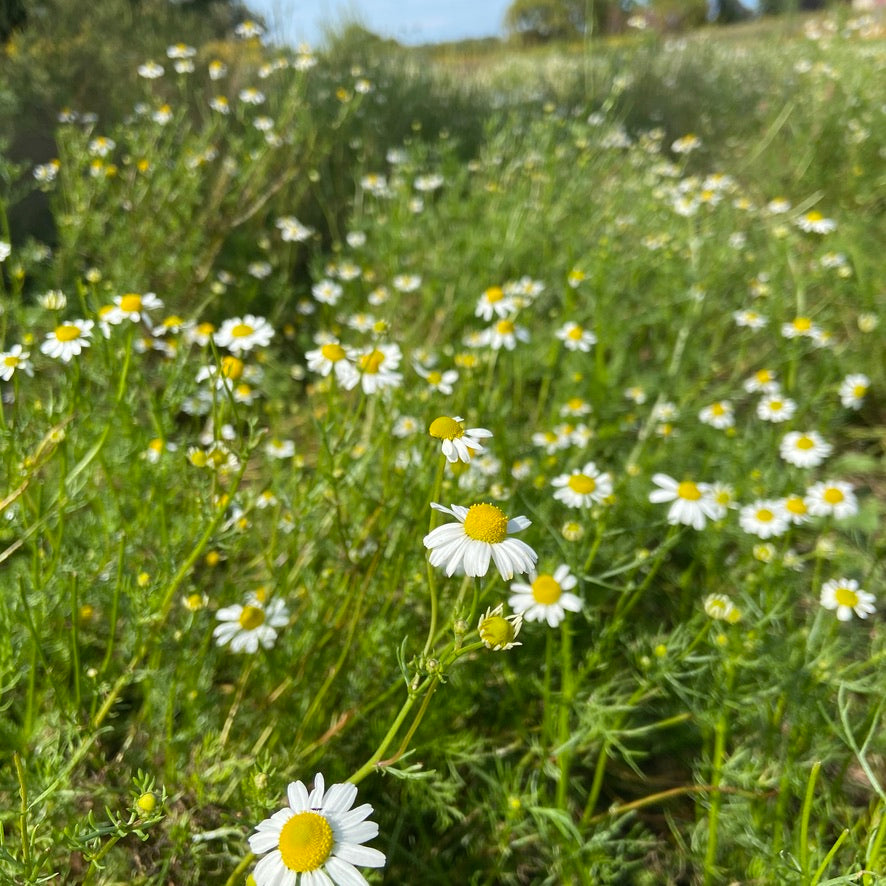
[276,216,314,242]
[353,344,402,394]
[781,316,820,340]
[780,494,810,525]
[648,473,720,530]
[805,480,858,519]
[796,210,836,234]
[475,286,515,321]
[248,772,385,886]
[757,394,796,423]
[213,595,288,653]
[415,364,459,395]
[392,274,422,293]
[305,339,359,390]
[743,368,779,394]
[137,61,164,79]
[698,401,734,430]
[103,291,164,325]
[392,415,420,438]
[551,462,612,508]
[704,593,740,623]
[819,578,875,622]
[481,318,530,351]
[423,502,537,581]
[508,565,583,628]
[739,500,790,539]
[732,309,768,330]
[265,439,296,459]
[0,344,33,381]
[214,315,274,353]
[779,431,832,468]
[556,322,597,352]
[312,279,343,306]
[839,373,869,409]
[428,416,492,464]
[40,319,94,362]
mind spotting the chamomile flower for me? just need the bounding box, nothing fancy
[392,274,422,293]
[704,593,740,623]
[40,319,94,362]
[733,309,768,330]
[781,316,820,339]
[805,480,858,519]
[475,286,514,321]
[551,462,612,508]
[415,364,459,395]
[839,373,869,409]
[779,431,832,468]
[392,415,420,438]
[423,502,537,580]
[214,315,274,353]
[739,500,790,539]
[312,279,343,306]
[248,772,385,886]
[819,578,875,622]
[556,322,597,352]
[213,595,288,653]
[482,319,529,351]
[305,339,359,390]
[477,604,523,650]
[508,565,582,628]
[265,439,296,459]
[796,210,836,234]
[698,401,734,430]
[757,394,796,423]
[0,345,33,381]
[428,416,492,464]
[781,493,810,525]
[105,291,164,325]
[276,216,314,242]
[649,474,719,530]
[354,343,402,394]
[743,368,779,394]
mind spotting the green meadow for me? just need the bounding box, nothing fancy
[1,5,884,884]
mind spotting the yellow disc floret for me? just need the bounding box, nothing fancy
[238,605,266,631]
[320,343,346,362]
[119,293,143,313]
[834,585,859,608]
[463,503,508,544]
[359,349,385,373]
[54,324,81,342]
[278,811,334,872]
[823,487,844,505]
[567,474,596,495]
[429,416,464,440]
[677,481,701,501]
[531,574,562,605]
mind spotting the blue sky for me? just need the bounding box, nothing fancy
[245,0,515,47]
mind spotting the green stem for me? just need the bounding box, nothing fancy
[555,615,574,810]
[799,760,821,881]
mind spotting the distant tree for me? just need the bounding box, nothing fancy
[713,0,754,23]
[505,0,625,42]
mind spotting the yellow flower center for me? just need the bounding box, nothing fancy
[238,605,265,630]
[769,400,783,411]
[823,487,844,505]
[54,324,81,342]
[755,370,773,383]
[834,586,859,608]
[320,343,346,362]
[148,438,163,453]
[485,286,504,303]
[852,384,866,398]
[197,322,215,336]
[278,811,334,873]
[793,317,812,332]
[358,349,385,373]
[429,416,464,440]
[479,614,516,648]
[163,315,183,328]
[230,323,254,338]
[806,211,823,223]
[427,370,442,385]
[495,320,515,335]
[567,398,585,411]
[567,326,584,341]
[711,403,726,416]
[568,474,596,494]
[755,509,774,523]
[463,503,508,544]
[796,435,814,450]
[4,355,19,367]
[221,356,244,379]
[531,574,562,605]
[677,481,701,501]
[785,496,806,515]
[119,293,142,312]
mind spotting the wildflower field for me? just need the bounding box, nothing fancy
[1,6,885,884]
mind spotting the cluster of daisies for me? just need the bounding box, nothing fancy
[423,416,585,634]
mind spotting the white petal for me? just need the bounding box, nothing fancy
[323,782,358,814]
[336,819,378,844]
[463,541,491,577]
[334,843,387,868]
[506,515,531,532]
[309,772,326,808]
[325,856,372,885]
[287,780,310,812]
